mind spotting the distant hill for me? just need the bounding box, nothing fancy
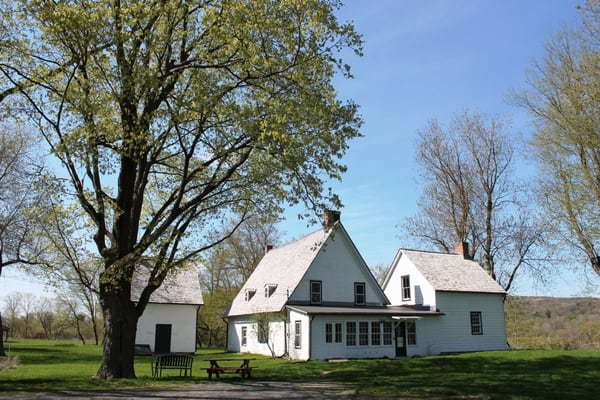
[505,296,600,350]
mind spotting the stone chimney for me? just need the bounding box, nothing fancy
[323,209,341,230]
[454,242,470,259]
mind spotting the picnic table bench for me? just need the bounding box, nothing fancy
[205,358,257,379]
[151,354,194,378]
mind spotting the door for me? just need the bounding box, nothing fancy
[395,322,407,357]
[155,324,172,354]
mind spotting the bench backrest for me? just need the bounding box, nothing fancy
[158,355,193,367]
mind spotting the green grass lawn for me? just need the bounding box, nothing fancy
[1,340,600,399]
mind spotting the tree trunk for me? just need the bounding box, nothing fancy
[95,292,139,379]
[0,312,5,357]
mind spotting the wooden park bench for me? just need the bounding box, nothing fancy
[151,354,194,378]
[205,358,257,379]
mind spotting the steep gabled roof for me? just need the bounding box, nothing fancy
[387,249,505,294]
[131,264,203,306]
[225,224,335,317]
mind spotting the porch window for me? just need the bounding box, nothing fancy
[359,322,369,346]
[294,320,302,348]
[371,322,381,345]
[310,280,322,304]
[401,275,411,300]
[407,321,417,345]
[335,323,342,343]
[382,321,392,345]
[470,311,483,335]
[354,282,366,305]
[325,323,332,343]
[241,327,247,346]
[346,322,356,346]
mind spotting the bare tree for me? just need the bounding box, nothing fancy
[511,0,600,279]
[403,110,552,291]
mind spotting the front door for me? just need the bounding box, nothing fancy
[395,322,407,357]
[155,324,172,354]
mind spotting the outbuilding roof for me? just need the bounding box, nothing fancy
[393,249,506,294]
[131,264,203,306]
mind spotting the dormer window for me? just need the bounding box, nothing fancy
[354,282,366,305]
[264,284,277,298]
[244,288,256,302]
[310,280,322,304]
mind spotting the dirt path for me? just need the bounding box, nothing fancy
[0,381,388,399]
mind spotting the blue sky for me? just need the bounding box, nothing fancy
[1,0,598,301]
[278,0,600,297]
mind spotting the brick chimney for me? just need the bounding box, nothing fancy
[323,209,341,230]
[454,242,470,259]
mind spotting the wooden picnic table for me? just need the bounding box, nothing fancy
[205,358,257,379]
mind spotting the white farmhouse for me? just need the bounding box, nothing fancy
[132,264,203,354]
[381,243,508,356]
[225,212,439,360]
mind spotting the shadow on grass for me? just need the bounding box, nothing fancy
[310,352,600,400]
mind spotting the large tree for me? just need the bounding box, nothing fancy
[0,0,362,378]
[512,0,600,278]
[403,110,551,291]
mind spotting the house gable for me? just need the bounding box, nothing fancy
[382,248,505,308]
[226,222,389,318]
[289,224,389,307]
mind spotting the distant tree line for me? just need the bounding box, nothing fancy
[1,292,101,344]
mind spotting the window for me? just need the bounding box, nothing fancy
[310,280,322,304]
[354,282,366,305]
[325,323,333,343]
[335,323,342,343]
[470,311,483,335]
[257,320,269,343]
[264,284,277,298]
[401,275,411,300]
[407,321,417,345]
[241,327,247,346]
[244,289,256,302]
[359,322,369,346]
[294,320,302,348]
[346,322,356,346]
[371,322,381,346]
[383,321,392,345]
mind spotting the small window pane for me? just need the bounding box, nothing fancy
[371,322,381,346]
[383,321,392,345]
[310,281,322,304]
[401,275,411,300]
[359,322,369,346]
[325,323,332,343]
[354,282,366,305]
[335,323,342,343]
[295,320,302,348]
[470,311,483,335]
[407,321,417,345]
[241,327,247,346]
[346,322,356,346]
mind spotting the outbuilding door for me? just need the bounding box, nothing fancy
[395,322,407,357]
[155,324,172,354]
